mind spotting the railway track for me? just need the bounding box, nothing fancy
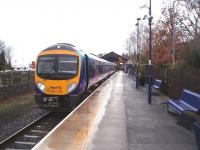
[0,90,98,149]
[0,112,68,150]
[0,73,115,150]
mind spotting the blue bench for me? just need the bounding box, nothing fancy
[194,121,200,149]
[153,79,163,90]
[167,89,200,122]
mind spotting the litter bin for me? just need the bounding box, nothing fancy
[193,121,200,150]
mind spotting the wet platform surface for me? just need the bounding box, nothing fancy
[33,71,198,150]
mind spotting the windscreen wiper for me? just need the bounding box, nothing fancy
[40,70,55,79]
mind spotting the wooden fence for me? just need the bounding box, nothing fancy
[0,71,35,99]
[152,67,200,99]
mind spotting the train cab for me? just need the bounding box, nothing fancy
[34,44,87,111]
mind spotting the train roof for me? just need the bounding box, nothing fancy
[42,43,116,65]
[87,53,116,65]
[43,43,77,51]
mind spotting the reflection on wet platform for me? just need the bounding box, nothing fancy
[33,74,114,150]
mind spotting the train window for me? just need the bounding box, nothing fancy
[58,56,78,75]
[38,57,55,73]
[37,55,78,80]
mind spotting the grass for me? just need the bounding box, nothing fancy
[0,92,37,124]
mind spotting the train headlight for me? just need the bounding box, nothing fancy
[37,82,45,92]
[68,83,77,93]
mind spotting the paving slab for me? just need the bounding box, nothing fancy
[88,71,198,150]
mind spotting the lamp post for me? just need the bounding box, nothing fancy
[172,0,176,66]
[147,0,153,104]
[135,17,141,89]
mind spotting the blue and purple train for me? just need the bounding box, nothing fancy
[34,43,116,111]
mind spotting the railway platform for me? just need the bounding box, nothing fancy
[33,71,198,150]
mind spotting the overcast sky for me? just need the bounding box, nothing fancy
[0,0,164,67]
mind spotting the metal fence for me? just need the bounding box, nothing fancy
[0,71,35,99]
[153,67,200,99]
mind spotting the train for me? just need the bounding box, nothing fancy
[34,43,116,111]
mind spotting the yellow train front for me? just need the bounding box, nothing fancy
[34,43,116,112]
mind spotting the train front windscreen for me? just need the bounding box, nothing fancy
[37,54,78,80]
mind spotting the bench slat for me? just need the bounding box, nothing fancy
[168,100,198,113]
[167,89,200,122]
[181,89,200,110]
[153,79,162,90]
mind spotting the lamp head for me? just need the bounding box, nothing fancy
[143,15,147,20]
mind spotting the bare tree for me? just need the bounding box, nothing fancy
[5,46,12,66]
[0,40,6,52]
[0,40,13,70]
[177,0,200,48]
[124,31,137,64]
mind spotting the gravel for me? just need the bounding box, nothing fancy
[0,107,48,142]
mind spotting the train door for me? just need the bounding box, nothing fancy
[85,54,89,90]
